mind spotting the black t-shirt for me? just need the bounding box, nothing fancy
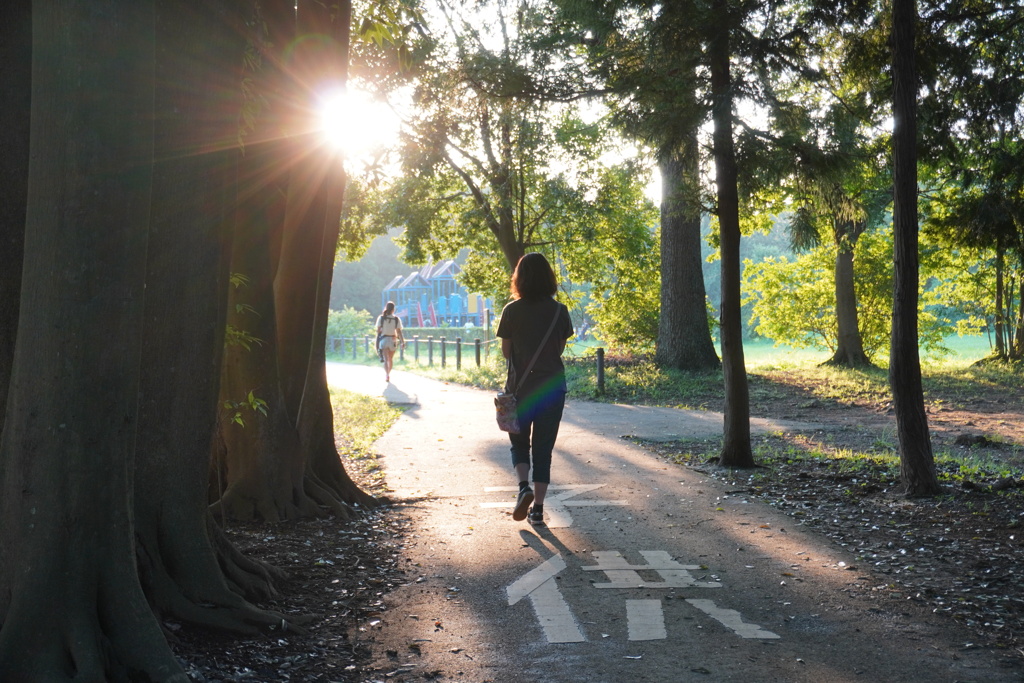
[496,297,574,399]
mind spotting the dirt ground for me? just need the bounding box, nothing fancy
[172,368,1024,680]
[647,368,1024,666]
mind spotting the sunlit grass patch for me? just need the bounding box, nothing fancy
[934,448,1024,484]
[330,386,404,461]
[407,351,506,390]
[565,353,720,407]
[753,363,890,407]
[922,360,1024,405]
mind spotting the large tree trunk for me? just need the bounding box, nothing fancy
[212,0,327,523]
[134,0,291,631]
[216,183,324,522]
[655,143,720,372]
[709,0,754,468]
[274,0,377,513]
[890,0,940,496]
[827,229,872,367]
[0,2,187,678]
[0,0,31,435]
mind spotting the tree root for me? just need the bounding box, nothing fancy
[209,518,287,601]
[0,565,190,681]
[304,471,356,519]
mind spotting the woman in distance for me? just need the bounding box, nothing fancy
[496,253,574,526]
[375,301,405,382]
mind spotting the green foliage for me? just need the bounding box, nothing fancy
[352,0,426,73]
[742,227,966,360]
[555,162,661,351]
[742,234,888,358]
[225,272,263,351]
[223,390,268,428]
[224,326,263,352]
[326,306,375,342]
[919,242,992,340]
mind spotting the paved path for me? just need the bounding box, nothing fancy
[327,362,1016,682]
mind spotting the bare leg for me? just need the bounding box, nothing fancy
[383,348,394,380]
[534,482,548,506]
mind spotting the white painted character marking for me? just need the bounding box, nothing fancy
[582,550,722,589]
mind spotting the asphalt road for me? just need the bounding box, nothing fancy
[327,362,1016,683]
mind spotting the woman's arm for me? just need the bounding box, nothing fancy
[501,338,512,359]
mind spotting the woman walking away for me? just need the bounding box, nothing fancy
[376,301,405,382]
[496,253,574,526]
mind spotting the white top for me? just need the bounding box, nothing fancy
[377,314,402,336]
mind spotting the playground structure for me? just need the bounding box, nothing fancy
[381,260,492,328]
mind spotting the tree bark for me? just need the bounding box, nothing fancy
[994,245,1006,357]
[134,0,291,632]
[1013,254,1024,359]
[709,0,754,468]
[274,0,377,513]
[827,227,872,367]
[216,181,323,522]
[0,2,187,678]
[0,0,31,436]
[655,142,720,372]
[212,0,327,523]
[890,0,941,496]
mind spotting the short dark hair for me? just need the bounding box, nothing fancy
[510,253,558,301]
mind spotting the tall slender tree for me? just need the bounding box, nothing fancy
[890,0,941,496]
[708,0,754,467]
[918,1,1024,361]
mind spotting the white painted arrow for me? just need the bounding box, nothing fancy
[482,484,627,528]
[506,554,585,643]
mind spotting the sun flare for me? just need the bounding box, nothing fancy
[318,89,397,157]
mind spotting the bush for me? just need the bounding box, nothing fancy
[326,307,374,346]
